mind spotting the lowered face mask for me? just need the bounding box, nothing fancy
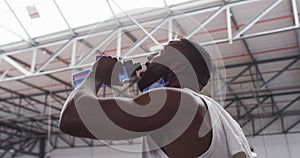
[142,77,169,92]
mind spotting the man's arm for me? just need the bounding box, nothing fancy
[59,86,200,140]
[59,98,96,139]
[58,57,201,140]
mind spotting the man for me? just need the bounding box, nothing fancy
[59,39,252,158]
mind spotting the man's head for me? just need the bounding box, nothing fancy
[137,38,212,92]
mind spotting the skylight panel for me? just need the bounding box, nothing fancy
[109,0,165,16]
[0,0,28,45]
[165,0,218,6]
[0,26,23,45]
[165,0,194,6]
[54,0,113,28]
[8,0,68,38]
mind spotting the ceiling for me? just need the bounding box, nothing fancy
[0,0,300,157]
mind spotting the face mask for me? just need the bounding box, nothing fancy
[142,77,169,92]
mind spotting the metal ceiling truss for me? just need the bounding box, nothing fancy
[0,0,298,82]
[0,81,139,155]
[221,52,300,136]
[0,0,300,156]
[0,122,46,158]
[227,8,280,126]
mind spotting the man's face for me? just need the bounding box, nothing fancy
[137,40,203,92]
[137,48,172,91]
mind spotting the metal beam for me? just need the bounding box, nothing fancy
[254,96,300,135]
[111,0,159,45]
[0,85,61,112]
[1,56,30,76]
[291,0,300,27]
[0,25,28,43]
[0,121,45,136]
[226,6,233,44]
[186,5,226,39]
[259,57,300,89]
[161,3,187,39]
[233,0,283,38]
[76,29,118,66]
[230,9,269,92]
[168,19,173,40]
[226,90,300,102]
[123,18,168,57]
[225,54,300,69]
[290,0,300,54]
[106,0,121,26]
[0,54,72,87]
[117,30,122,57]
[219,65,252,95]
[216,70,248,112]
[3,0,256,54]
[239,96,271,120]
[77,39,103,56]
[284,119,300,133]
[123,30,149,52]
[0,138,40,157]
[224,100,235,109]
[228,9,275,116]
[35,39,74,73]
[0,99,40,114]
[3,0,34,44]
[240,109,300,135]
[39,47,70,66]
[0,2,298,83]
[1,88,72,101]
[201,25,300,46]
[53,0,77,36]
[240,109,300,128]
[39,138,46,158]
[0,0,290,54]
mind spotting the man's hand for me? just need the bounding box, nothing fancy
[92,56,123,87]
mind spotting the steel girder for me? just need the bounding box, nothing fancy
[0,0,298,82]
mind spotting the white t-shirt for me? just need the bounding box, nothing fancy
[142,89,251,158]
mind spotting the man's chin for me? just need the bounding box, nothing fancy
[137,75,160,92]
[137,63,168,92]
[137,77,150,92]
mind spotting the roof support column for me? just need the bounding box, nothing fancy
[39,137,46,158]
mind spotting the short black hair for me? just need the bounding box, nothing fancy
[167,38,212,89]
